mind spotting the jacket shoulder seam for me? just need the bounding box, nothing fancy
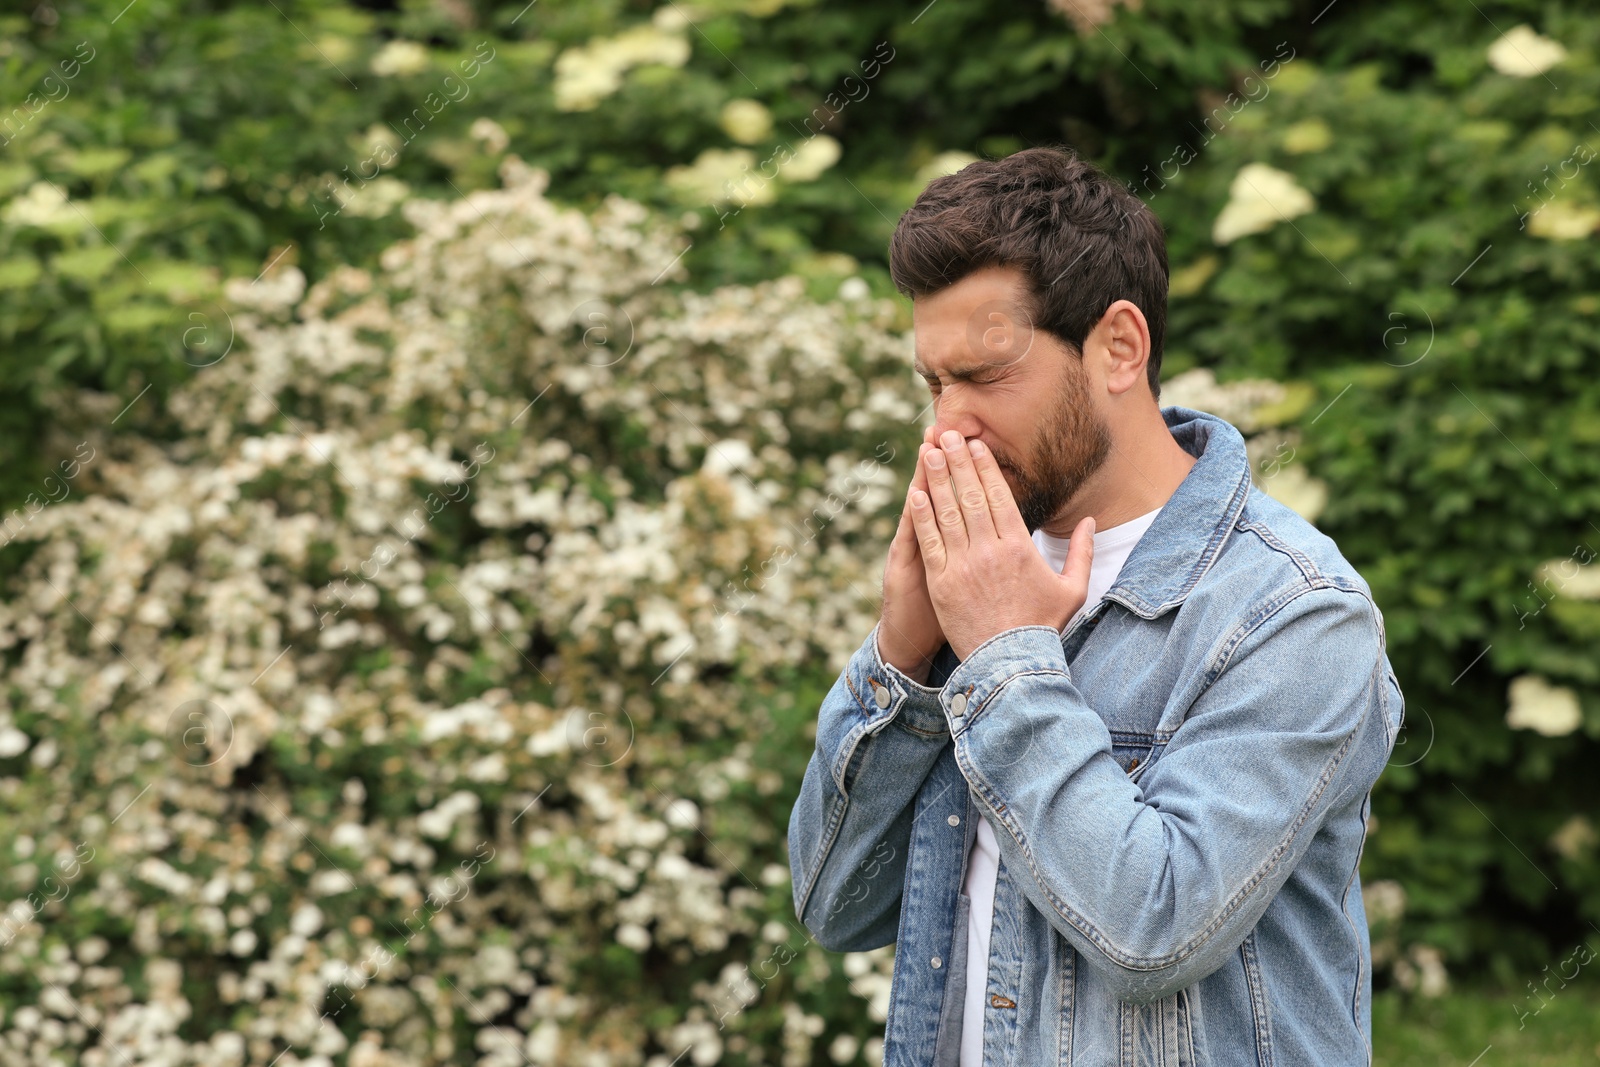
[1235,513,1325,586]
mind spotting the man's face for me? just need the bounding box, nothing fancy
[912,265,1112,533]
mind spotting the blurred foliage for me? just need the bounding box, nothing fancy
[0,0,1595,1049]
[1374,978,1600,1065]
[1155,9,1600,980]
[0,0,1296,509]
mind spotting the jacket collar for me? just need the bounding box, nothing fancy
[1100,406,1253,620]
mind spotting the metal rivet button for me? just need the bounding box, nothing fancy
[930,956,942,969]
[947,814,960,827]
[873,684,890,709]
[950,692,968,716]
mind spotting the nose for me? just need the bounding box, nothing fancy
[927,392,983,448]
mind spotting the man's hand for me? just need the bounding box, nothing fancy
[910,429,1095,662]
[877,427,946,685]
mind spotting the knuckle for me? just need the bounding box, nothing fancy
[937,505,964,528]
[986,485,1010,508]
[960,489,986,510]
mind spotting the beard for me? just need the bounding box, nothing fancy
[989,354,1112,534]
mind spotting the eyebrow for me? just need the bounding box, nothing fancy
[912,358,995,381]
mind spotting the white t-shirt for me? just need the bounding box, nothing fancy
[958,506,1162,1067]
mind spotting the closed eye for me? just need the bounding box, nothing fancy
[924,373,997,390]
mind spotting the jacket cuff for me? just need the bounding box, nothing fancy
[941,625,1070,738]
[854,622,948,737]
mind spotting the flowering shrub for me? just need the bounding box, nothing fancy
[0,154,923,1067]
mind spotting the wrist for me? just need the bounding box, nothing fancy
[874,627,935,686]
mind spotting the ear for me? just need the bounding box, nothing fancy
[1096,299,1152,397]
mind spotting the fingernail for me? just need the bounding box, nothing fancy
[970,439,986,457]
[926,449,945,469]
[912,489,928,507]
[940,429,962,449]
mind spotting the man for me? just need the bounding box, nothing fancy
[787,145,1403,1066]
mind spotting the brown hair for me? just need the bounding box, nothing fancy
[888,145,1169,398]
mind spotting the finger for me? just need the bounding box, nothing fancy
[1060,514,1095,600]
[938,429,998,543]
[968,438,1029,540]
[913,442,932,492]
[890,446,930,554]
[921,436,970,553]
[909,487,948,573]
[891,478,918,556]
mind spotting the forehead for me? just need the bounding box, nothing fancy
[911,264,1040,374]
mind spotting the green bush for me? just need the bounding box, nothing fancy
[1153,13,1600,979]
[0,0,1291,513]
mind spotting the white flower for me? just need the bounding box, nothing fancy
[1549,815,1597,860]
[1505,674,1583,737]
[468,117,510,154]
[1534,556,1600,599]
[665,148,775,207]
[616,922,651,951]
[1410,944,1449,998]
[719,99,772,144]
[1363,879,1406,925]
[784,134,841,182]
[1213,163,1315,244]
[1527,200,1600,240]
[337,176,411,219]
[0,727,29,757]
[663,797,700,830]
[1260,463,1328,524]
[653,4,693,31]
[553,24,690,111]
[370,40,430,77]
[417,790,481,839]
[290,904,323,937]
[1160,367,1290,433]
[914,150,980,186]
[838,277,870,302]
[2,182,82,230]
[701,438,754,476]
[1487,25,1566,78]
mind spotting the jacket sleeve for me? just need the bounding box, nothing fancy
[940,585,1398,1003]
[787,622,955,952]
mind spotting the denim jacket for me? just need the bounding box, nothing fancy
[787,406,1404,1066]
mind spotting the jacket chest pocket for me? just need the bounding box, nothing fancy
[1119,987,1203,1067]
